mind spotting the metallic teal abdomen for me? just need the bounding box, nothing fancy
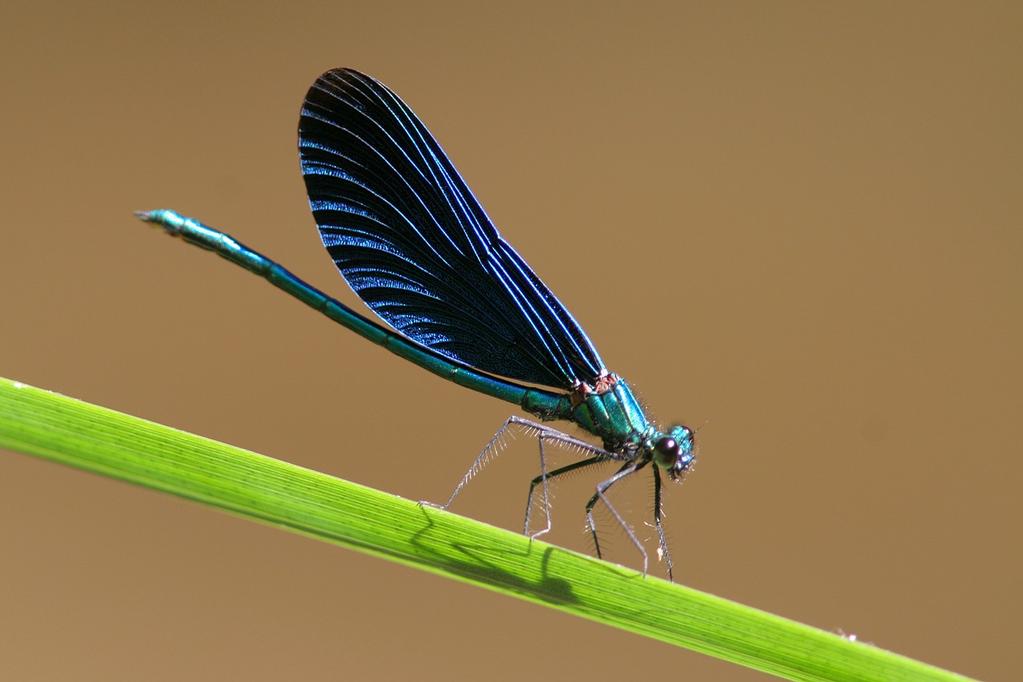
[570,378,652,451]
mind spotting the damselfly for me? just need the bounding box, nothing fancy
[138,68,696,579]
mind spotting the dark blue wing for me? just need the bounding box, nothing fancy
[298,68,606,388]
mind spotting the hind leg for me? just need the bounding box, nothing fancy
[423,416,604,514]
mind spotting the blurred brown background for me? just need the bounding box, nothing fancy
[1,2,1019,680]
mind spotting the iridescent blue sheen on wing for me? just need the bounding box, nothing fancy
[298,68,605,388]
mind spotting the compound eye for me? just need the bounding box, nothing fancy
[655,437,679,457]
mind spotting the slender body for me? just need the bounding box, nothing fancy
[138,68,696,579]
[136,210,569,418]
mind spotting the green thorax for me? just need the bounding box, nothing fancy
[568,376,653,453]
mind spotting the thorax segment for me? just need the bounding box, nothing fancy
[569,374,652,454]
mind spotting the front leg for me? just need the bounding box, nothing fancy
[653,466,674,581]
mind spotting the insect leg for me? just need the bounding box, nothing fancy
[523,455,608,539]
[653,466,674,581]
[423,416,604,511]
[585,460,649,574]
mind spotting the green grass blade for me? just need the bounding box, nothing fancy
[0,377,972,682]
